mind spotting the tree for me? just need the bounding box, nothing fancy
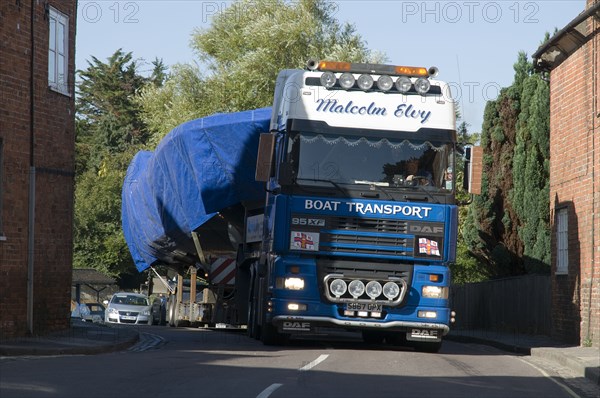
[510,73,550,272]
[74,50,165,279]
[76,49,166,172]
[462,51,550,277]
[139,0,385,142]
[73,149,141,277]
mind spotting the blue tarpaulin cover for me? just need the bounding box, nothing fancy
[122,108,271,272]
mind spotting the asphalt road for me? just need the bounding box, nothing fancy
[0,325,591,398]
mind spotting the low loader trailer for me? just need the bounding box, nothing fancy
[122,60,482,352]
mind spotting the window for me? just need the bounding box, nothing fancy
[556,207,569,275]
[48,6,69,95]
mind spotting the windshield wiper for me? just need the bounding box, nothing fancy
[404,184,440,204]
[295,177,347,196]
[353,180,395,201]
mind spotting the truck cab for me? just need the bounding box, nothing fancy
[252,60,468,352]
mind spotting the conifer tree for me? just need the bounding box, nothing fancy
[510,73,550,272]
[462,51,550,277]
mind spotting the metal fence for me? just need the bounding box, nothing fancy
[450,275,551,336]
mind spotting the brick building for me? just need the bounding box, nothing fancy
[533,0,600,346]
[0,1,77,338]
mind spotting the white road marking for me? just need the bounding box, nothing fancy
[256,353,330,397]
[299,354,329,371]
[518,357,581,398]
[256,383,283,398]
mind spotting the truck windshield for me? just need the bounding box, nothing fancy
[287,132,454,191]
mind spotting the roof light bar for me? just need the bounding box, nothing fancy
[309,60,434,77]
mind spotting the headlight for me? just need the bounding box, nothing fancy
[422,286,448,299]
[339,73,355,89]
[348,280,365,298]
[142,309,151,316]
[284,277,305,290]
[395,76,412,93]
[357,74,374,90]
[365,281,382,299]
[377,75,393,91]
[108,307,118,314]
[414,77,431,95]
[329,279,347,297]
[383,282,400,300]
[320,72,336,88]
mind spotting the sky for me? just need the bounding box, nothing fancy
[75,0,586,132]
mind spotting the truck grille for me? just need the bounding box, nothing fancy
[329,217,408,233]
[321,216,411,256]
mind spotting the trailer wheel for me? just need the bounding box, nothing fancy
[247,302,258,339]
[168,295,176,327]
[246,267,260,339]
[175,318,190,328]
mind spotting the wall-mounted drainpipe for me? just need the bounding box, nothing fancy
[27,0,36,336]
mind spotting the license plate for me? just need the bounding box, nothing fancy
[345,303,382,312]
[121,316,136,321]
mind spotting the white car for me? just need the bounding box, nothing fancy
[105,292,152,325]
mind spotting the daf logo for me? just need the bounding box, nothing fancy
[411,329,439,337]
[282,321,311,330]
[409,225,443,234]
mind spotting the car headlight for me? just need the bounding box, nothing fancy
[284,277,305,290]
[422,286,448,299]
[142,309,151,316]
[108,307,118,314]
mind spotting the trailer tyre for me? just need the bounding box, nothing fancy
[168,295,176,327]
[247,268,261,339]
[247,302,259,339]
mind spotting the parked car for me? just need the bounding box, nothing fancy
[70,302,91,322]
[151,296,167,326]
[105,292,152,325]
[84,302,105,323]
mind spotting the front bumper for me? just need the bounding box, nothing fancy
[272,315,450,335]
[105,314,151,325]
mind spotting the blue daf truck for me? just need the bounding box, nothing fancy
[122,60,482,352]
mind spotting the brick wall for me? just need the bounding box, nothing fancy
[0,1,77,338]
[549,0,600,346]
